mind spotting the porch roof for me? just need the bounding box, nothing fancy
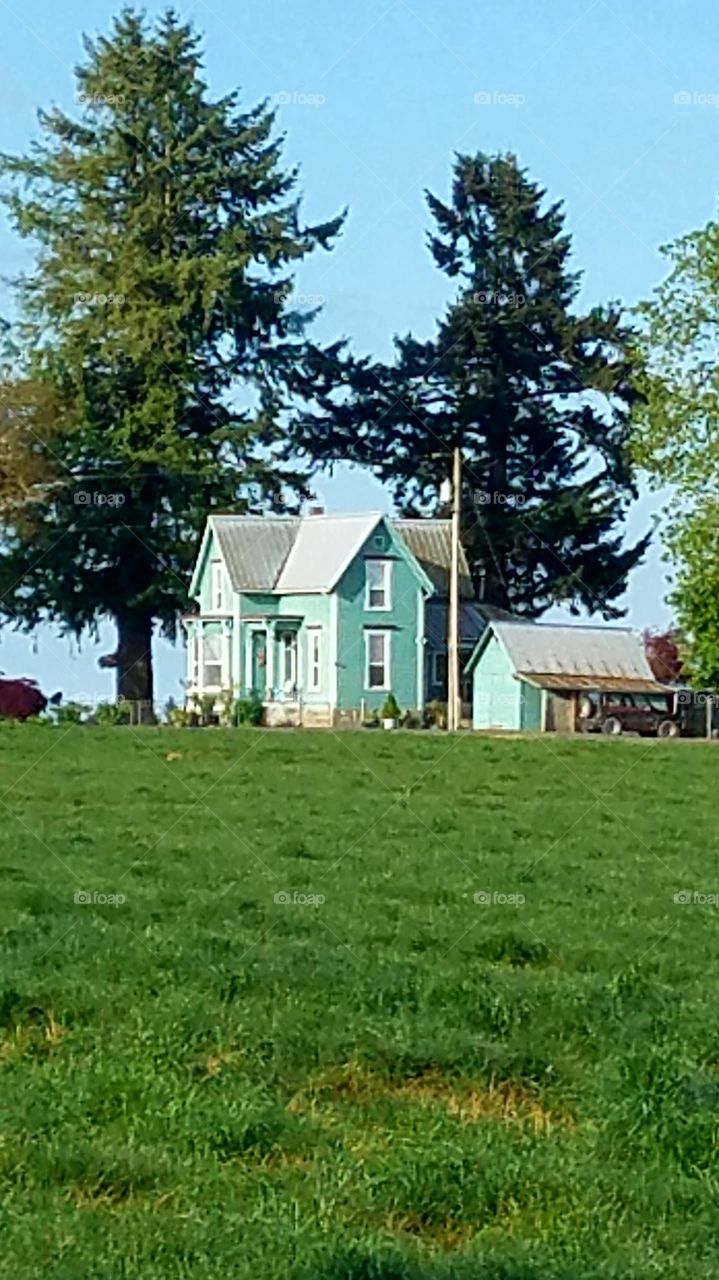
[520,673,670,694]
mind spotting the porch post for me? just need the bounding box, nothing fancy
[296,626,303,694]
[265,620,274,697]
[197,624,204,696]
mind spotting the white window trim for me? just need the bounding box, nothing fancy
[210,559,225,613]
[329,596,338,712]
[364,559,392,611]
[365,629,391,692]
[280,630,298,691]
[307,626,322,692]
[201,630,227,692]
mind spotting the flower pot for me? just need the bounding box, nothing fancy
[382,717,397,731]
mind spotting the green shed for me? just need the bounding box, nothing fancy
[466,621,667,733]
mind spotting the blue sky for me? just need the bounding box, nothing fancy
[0,0,717,705]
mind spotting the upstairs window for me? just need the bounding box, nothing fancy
[211,560,224,611]
[365,559,391,610]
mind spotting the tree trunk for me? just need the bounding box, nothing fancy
[115,612,154,723]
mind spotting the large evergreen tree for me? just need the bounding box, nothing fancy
[294,153,648,615]
[0,8,344,710]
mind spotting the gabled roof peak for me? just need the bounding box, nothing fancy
[194,511,473,598]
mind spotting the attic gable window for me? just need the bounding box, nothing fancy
[211,560,224,611]
[365,559,391,610]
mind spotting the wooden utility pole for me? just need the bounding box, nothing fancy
[448,446,461,732]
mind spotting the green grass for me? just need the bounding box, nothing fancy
[1,723,718,1278]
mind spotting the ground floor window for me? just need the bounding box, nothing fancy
[307,628,322,691]
[202,632,224,689]
[432,651,448,688]
[365,630,390,690]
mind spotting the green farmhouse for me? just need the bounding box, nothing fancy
[467,620,670,733]
[185,511,504,726]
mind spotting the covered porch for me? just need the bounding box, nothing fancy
[183,613,331,726]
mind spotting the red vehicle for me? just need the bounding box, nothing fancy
[0,677,48,721]
[577,691,680,738]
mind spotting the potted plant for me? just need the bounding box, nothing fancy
[381,693,400,730]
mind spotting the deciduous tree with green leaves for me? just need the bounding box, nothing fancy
[633,224,719,686]
[0,7,344,712]
[294,152,648,616]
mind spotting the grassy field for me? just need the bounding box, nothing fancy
[1,724,718,1278]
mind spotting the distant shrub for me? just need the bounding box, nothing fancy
[381,693,401,720]
[401,710,422,729]
[95,700,131,726]
[168,706,191,728]
[190,693,219,726]
[233,693,264,727]
[52,701,89,726]
[425,699,448,729]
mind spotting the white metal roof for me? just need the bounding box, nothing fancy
[492,621,657,682]
[200,512,458,595]
[276,512,382,592]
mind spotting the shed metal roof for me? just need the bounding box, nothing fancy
[489,621,664,687]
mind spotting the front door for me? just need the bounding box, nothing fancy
[251,630,267,696]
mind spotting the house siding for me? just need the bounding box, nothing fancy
[336,520,422,713]
[472,633,523,730]
[236,592,332,702]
